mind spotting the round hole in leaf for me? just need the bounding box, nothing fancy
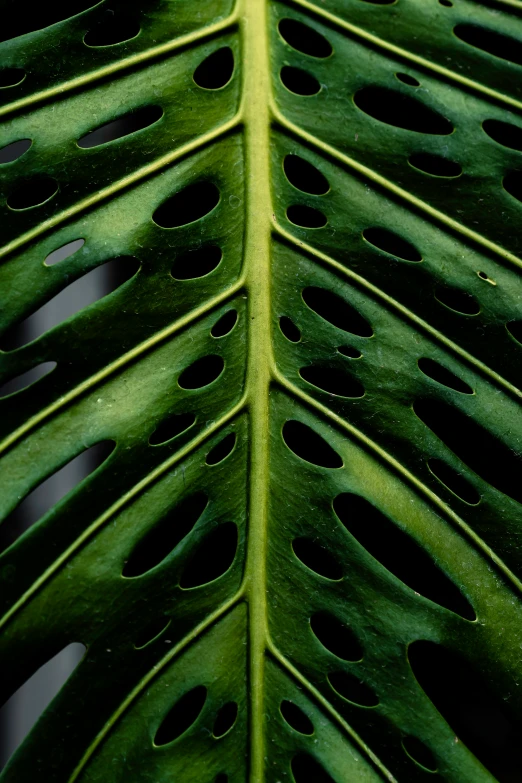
[171,245,222,280]
[153,182,220,228]
[303,287,373,336]
[149,412,196,446]
[287,204,327,228]
[211,310,238,338]
[206,433,236,465]
[44,238,85,266]
[402,736,438,772]
[193,47,235,89]
[409,152,462,178]
[280,66,320,96]
[283,154,330,195]
[0,139,31,164]
[178,355,224,390]
[482,119,522,151]
[354,86,453,135]
[300,365,364,398]
[180,523,238,589]
[338,345,362,359]
[434,285,480,315]
[363,227,421,261]
[427,459,481,505]
[282,420,343,468]
[310,612,363,661]
[418,358,473,394]
[280,700,314,735]
[327,671,379,707]
[0,68,25,88]
[213,702,238,738]
[154,685,207,745]
[439,0,453,6]
[279,316,301,342]
[278,19,332,58]
[292,537,343,580]
[395,72,420,87]
[7,176,58,210]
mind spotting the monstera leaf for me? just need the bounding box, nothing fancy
[1,0,522,780]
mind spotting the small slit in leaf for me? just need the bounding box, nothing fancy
[149,412,195,446]
[302,287,373,336]
[439,0,453,5]
[358,0,395,4]
[503,170,522,204]
[414,398,522,504]
[292,537,343,580]
[402,736,438,772]
[418,358,473,395]
[310,612,363,661]
[193,47,235,89]
[363,227,421,261]
[0,139,31,164]
[434,285,480,315]
[123,492,208,578]
[0,362,56,398]
[180,523,238,588]
[333,493,475,619]
[134,617,171,649]
[7,176,58,210]
[409,153,461,178]
[395,72,420,86]
[278,19,332,58]
[327,672,379,707]
[153,182,220,228]
[280,66,320,96]
[408,641,522,782]
[428,459,481,505]
[206,433,236,466]
[482,119,522,151]
[282,420,343,468]
[213,702,238,738]
[283,154,329,195]
[279,316,301,342]
[78,105,163,148]
[84,11,140,47]
[0,69,25,88]
[171,245,222,280]
[211,310,238,338]
[338,345,362,359]
[354,87,453,134]
[154,685,207,746]
[291,754,334,783]
[280,700,314,735]
[506,321,522,345]
[300,365,364,398]
[287,204,327,228]
[44,239,85,267]
[178,355,224,390]
[454,24,522,66]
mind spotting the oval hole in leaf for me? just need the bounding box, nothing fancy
[280,66,320,96]
[149,412,196,446]
[0,139,31,164]
[84,11,140,47]
[502,170,522,204]
[363,227,421,262]
[123,492,208,578]
[354,87,453,134]
[291,754,334,783]
[414,398,522,504]
[302,287,373,336]
[171,245,222,280]
[78,105,163,148]
[154,685,207,746]
[408,641,522,782]
[300,365,364,398]
[310,612,363,661]
[215,776,228,783]
[506,321,522,345]
[328,672,379,707]
[395,72,420,87]
[280,700,314,735]
[180,522,238,588]
[427,459,481,505]
[178,355,224,390]
[439,0,453,5]
[1,256,140,351]
[454,24,522,66]
[206,433,236,466]
[44,239,85,266]
[482,119,522,151]
[153,182,220,228]
[292,537,343,580]
[0,68,25,88]
[409,153,461,178]
[282,420,343,468]
[418,358,473,395]
[338,345,362,359]
[211,310,238,338]
[287,204,327,228]
[193,47,235,89]
[7,176,58,210]
[283,154,330,195]
[279,316,301,342]
[134,617,171,649]
[213,702,238,738]
[333,493,475,619]
[435,285,479,315]
[402,736,437,773]
[0,1,99,42]
[0,362,56,398]
[0,441,114,555]
[278,19,332,59]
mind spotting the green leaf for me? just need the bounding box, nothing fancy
[0,0,521,781]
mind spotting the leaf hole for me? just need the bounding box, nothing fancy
[134,617,171,649]
[506,320,522,345]
[193,47,235,89]
[477,270,496,285]
[310,612,363,661]
[213,702,238,738]
[454,24,522,66]
[154,685,207,746]
[282,420,343,468]
[287,204,327,228]
[402,736,438,772]
[44,239,85,267]
[280,700,314,735]
[171,245,222,280]
[149,412,196,446]
[291,754,334,783]
[434,285,480,315]
[418,357,473,395]
[206,433,236,466]
[0,362,56,398]
[427,459,481,505]
[180,523,238,588]
[123,492,208,578]
[395,72,420,87]
[502,170,522,204]
[280,66,321,96]
[357,0,396,4]
[0,68,25,88]
[333,493,476,620]
[278,19,332,58]
[292,537,343,580]
[279,316,301,342]
[354,87,453,134]
[0,139,31,164]
[338,345,362,359]
[302,287,373,336]
[408,152,461,178]
[299,365,364,398]
[215,776,228,783]
[439,0,453,5]
[211,310,238,338]
[283,154,330,195]
[7,176,58,211]
[482,119,522,151]
[153,182,220,229]
[327,672,379,707]
[363,227,421,262]
[78,105,163,148]
[178,355,224,390]
[84,10,141,47]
